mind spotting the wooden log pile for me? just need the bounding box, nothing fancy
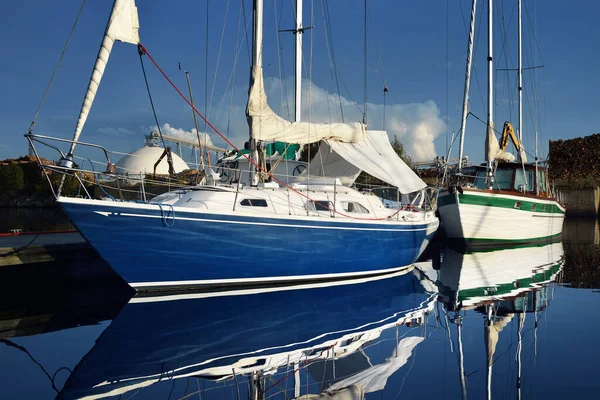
[549,133,600,184]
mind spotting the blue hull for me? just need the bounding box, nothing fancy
[60,199,437,288]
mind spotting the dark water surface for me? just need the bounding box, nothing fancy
[0,207,72,233]
[1,218,599,399]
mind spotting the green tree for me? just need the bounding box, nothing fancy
[391,135,411,165]
[0,163,25,192]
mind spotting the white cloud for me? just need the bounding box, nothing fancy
[150,123,215,148]
[261,77,445,161]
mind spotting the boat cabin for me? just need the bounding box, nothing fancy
[470,163,551,197]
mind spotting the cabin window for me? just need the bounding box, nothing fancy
[494,169,513,190]
[542,204,547,212]
[473,170,489,189]
[306,200,332,211]
[514,169,534,192]
[514,201,522,209]
[532,203,537,211]
[240,199,268,207]
[341,201,370,213]
[537,170,548,193]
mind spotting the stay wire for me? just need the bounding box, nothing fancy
[137,44,404,221]
[138,47,167,149]
[0,339,71,393]
[28,0,88,132]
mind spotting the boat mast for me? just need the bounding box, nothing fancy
[250,0,264,186]
[485,0,494,187]
[457,317,468,400]
[295,0,303,123]
[518,0,523,165]
[457,0,477,174]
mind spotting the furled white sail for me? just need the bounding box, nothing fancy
[69,0,140,154]
[324,130,427,193]
[247,66,366,144]
[485,126,517,162]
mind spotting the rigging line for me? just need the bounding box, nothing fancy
[0,339,69,393]
[320,0,344,121]
[458,0,486,113]
[207,0,232,121]
[367,0,390,114]
[273,0,286,119]
[28,0,88,132]
[468,111,536,159]
[139,44,406,220]
[241,0,252,65]
[523,1,545,66]
[363,0,368,124]
[497,0,515,122]
[275,0,291,120]
[323,0,363,120]
[445,0,449,152]
[318,0,341,122]
[205,0,209,138]
[226,0,246,143]
[138,49,167,149]
[213,6,253,138]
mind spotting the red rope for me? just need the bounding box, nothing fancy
[138,44,403,222]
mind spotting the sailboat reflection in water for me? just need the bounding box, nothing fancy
[417,241,565,399]
[58,269,437,399]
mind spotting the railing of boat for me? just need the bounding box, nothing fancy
[25,133,437,214]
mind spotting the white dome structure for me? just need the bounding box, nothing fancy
[115,146,190,176]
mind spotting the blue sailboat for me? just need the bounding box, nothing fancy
[31,0,438,291]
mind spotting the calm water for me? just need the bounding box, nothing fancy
[1,218,599,399]
[0,207,72,233]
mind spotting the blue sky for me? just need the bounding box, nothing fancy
[1,0,598,165]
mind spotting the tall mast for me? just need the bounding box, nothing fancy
[518,0,523,163]
[457,318,468,400]
[249,0,263,186]
[485,0,494,185]
[363,0,367,124]
[516,312,525,400]
[457,0,477,174]
[295,0,303,122]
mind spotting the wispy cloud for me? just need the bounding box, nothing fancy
[96,127,136,137]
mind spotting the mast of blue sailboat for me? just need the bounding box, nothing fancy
[295,0,303,123]
[294,1,303,395]
[518,0,523,165]
[249,0,264,186]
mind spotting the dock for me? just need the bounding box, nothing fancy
[0,230,91,267]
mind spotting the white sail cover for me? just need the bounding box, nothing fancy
[322,130,427,193]
[296,141,362,186]
[247,66,366,144]
[69,0,140,153]
[327,336,424,394]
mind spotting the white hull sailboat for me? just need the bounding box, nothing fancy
[437,0,564,248]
